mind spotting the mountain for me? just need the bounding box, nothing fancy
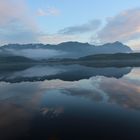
[0,41,132,60]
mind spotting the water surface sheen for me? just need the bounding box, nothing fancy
[0,65,140,140]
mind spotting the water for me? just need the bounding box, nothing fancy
[0,64,140,140]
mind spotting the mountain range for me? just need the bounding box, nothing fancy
[0,41,132,60]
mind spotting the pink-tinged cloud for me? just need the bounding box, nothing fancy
[0,0,33,26]
[0,0,24,26]
[97,8,140,44]
[126,39,140,51]
[0,0,39,44]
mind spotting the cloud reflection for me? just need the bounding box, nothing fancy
[41,107,64,118]
[0,102,31,139]
[100,77,140,110]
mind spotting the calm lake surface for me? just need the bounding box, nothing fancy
[0,64,140,140]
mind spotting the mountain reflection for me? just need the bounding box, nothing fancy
[0,64,132,82]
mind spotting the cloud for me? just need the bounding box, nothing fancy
[58,20,101,35]
[37,7,60,17]
[126,39,140,51]
[0,0,39,44]
[96,8,140,44]
[0,21,39,44]
[0,0,25,26]
[0,0,38,28]
[38,9,47,17]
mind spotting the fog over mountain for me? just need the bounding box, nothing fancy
[0,41,132,60]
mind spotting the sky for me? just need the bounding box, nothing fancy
[1,0,140,50]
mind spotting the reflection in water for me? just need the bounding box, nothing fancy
[0,67,140,139]
[0,102,32,139]
[41,107,64,117]
[101,78,140,110]
[0,64,132,82]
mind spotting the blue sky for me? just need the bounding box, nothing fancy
[1,0,140,50]
[28,0,140,32]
